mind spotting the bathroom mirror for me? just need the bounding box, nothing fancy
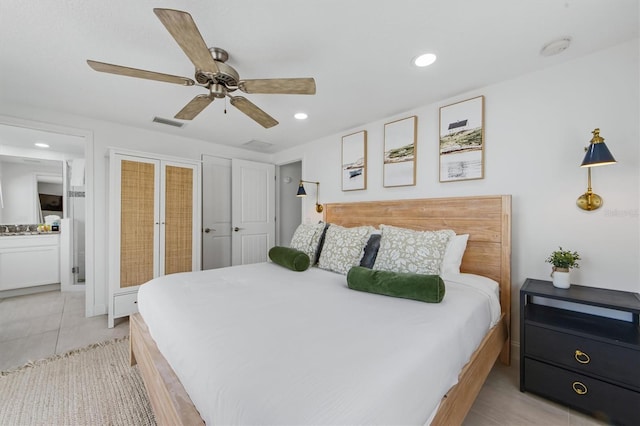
[0,124,84,224]
[0,155,63,223]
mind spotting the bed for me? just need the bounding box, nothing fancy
[130,195,511,425]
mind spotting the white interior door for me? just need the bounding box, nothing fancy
[231,159,275,265]
[201,155,232,270]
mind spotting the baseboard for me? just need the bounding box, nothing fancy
[90,303,107,317]
[0,283,60,299]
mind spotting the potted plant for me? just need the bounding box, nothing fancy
[545,247,580,289]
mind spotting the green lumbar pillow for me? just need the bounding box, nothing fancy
[269,246,310,271]
[347,266,445,303]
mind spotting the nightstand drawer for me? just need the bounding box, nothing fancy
[524,358,640,426]
[113,291,139,318]
[525,324,640,389]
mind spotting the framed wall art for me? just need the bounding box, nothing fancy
[341,130,367,191]
[383,116,417,187]
[439,96,485,182]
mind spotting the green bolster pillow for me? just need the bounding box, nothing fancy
[347,266,445,303]
[269,246,310,271]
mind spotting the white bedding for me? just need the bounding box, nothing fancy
[137,263,501,425]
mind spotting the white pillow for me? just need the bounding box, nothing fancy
[289,222,326,262]
[373,225,455,274]
[441,234,469,275]
[318,224,374,274]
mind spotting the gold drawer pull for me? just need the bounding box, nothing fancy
[572,381,588,395]
[574,350,590,364]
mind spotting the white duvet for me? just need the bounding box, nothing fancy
[137,263,500,425]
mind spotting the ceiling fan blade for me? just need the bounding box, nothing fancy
[175,94,214,120]
[153,8,219,74]
[87,60,195,86]
[229,96,278,128]
[238,78,316,94]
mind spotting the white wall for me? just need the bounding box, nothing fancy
[0,106,271,316]
[273,39,640,343]
[38,182,63,196]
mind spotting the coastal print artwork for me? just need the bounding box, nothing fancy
[384,116,417,187]
[342,130,367,191]
[439,96,485,182]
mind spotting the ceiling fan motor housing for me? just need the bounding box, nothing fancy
[195,61,239,92]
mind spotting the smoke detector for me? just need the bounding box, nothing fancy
[540,37,572,57]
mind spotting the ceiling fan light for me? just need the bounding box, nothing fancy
[294,112,308,120]
[209,83,227,98]
[413,53,437,67]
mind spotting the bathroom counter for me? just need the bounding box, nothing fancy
[0,231,61,237]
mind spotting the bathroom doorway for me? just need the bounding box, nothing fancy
[276,160,302,246]
[0,118,91,304]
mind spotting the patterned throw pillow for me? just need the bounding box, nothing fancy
[318,224,375,274]
[289,222,326,262]
[373,225,455,274]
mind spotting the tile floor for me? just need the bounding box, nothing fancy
[0,290,605,425]
[0,290,128,371]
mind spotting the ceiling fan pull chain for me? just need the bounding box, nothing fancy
[224,96,227,114]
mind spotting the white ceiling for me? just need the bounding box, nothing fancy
[1,0,637,153]
[0,124,85,156]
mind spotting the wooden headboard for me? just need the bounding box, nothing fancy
[324,195,512,363]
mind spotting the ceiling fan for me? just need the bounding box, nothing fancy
[87,8,316,129]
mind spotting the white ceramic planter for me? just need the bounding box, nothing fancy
[552,269,571,289]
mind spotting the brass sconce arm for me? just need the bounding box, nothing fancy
[296,180,323,213]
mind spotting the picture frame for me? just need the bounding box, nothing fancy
[341,130,367,191]
[384,116,417,187]
[439,96,485,182]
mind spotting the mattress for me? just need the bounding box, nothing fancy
[137,263,500,425]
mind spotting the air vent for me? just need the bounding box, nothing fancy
[242,139,274,152]
[152,117,184,128]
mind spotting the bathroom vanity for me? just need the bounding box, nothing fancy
[0,233,60,291]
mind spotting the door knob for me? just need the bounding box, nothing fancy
[233,227,243,232]
[204,228,216,233]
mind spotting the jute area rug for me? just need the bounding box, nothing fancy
[0,336,156,426]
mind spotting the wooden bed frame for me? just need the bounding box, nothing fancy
[130,194,511,426]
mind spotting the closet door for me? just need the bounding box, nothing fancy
[201,155,232,270]
[118,156,160,287]
[161,161,199,275]
[109,151,200,328]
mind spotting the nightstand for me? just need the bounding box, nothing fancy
[520,278,640,425]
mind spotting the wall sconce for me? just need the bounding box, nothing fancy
[296,180,323,213]
[576,128,616,211]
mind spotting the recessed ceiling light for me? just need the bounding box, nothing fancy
[34,142,50,148]
[294,112,308,120]
[540,37,572,57]
[413,53,437,67]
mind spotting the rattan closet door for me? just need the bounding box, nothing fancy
[120,159,157,288]
[163,165,193,275]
